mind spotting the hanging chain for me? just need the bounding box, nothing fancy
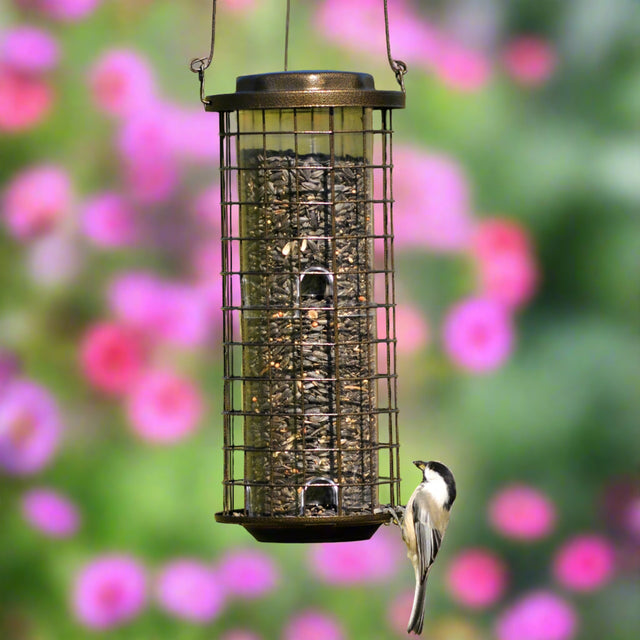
[189,0,407,104]
[384,0,408,92]
[284,0,291,71]
[189,0,217,105]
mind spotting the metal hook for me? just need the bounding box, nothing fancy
[189,0,217,105]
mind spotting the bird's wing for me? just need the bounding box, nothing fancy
[413,498,443,582]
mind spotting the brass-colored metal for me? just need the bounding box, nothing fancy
[206,71,405,112]
[215,511,392,543]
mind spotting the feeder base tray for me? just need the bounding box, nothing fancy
[215,511,392,543]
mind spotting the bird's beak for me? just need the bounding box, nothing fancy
[413,460,426,470]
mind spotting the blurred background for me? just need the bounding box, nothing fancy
[1,1,639,639]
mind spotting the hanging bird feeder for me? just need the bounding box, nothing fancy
[191,0,406,543]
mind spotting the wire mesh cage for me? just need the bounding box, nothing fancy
[208,71,404,542]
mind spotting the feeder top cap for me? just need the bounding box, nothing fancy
[205,71,405,111]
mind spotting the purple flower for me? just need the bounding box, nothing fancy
[81,192,139,248]
[0,350,20,392]
[309,526,401,584]
[21,487,80,538]
[0,26,59,73]
[443,297,514,373]
[284,610,345,640]
[156,559,225,623]
[2,164,73,241]
[0,379,61,475]
[217,549,279,598]
[89,49,155,118]
[390,146,473,252]
[72,555,146,630]
[496,591,577,640]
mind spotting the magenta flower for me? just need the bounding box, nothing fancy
[217,549,279,598]
[81,192,139,248]
[2,164,72,241]
[309,525,401,584]
[164,105,219,162]
[126,370,203,444]
[221,0,257,14]
[192,183,222,230]
[496,591,577,640]
[156,560,225,623]
[109,271,163,328]
[392,146,473,252]
[0,26,59,73]
[124,156,179,205]
[21,488,80,538]
[0,66,53,132]
[552,535,615,592]
[473,218,532,260]
[445,548,508,608]
[72,555,146,630]
[90,49,155,118]
[283,610,345,640]
[503,37,557,87]
[0,379,61,475]
[443,297,514,373]
[489,485,556,541]
[80,322,146,395]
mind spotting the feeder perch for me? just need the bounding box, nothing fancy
[191,0,406,543]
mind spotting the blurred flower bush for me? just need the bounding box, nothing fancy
[1,0,639,639]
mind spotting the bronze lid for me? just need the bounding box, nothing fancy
[205,71,405,111]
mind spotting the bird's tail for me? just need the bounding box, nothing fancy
[407,573,428,635]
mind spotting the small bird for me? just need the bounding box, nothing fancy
[402,460,457,635]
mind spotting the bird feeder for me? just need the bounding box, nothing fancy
[191,0,406,543]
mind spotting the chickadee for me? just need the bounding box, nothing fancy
[402,460,457,635]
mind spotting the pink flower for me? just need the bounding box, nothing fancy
[124,157,179,205]
[309,525,401,584]
[221,631,262,640]
[2,164,72,241]
[89,49,155,118]
[284,610,345,640]
[81,192,139,248]
[392,146,473,252]
[217,549,279,598]
[156,560,224,623]
[117,108,173,163]
[0,379,61,475]
[443,297,514,372]
[126,370,203,443]
[28,0,102,23]
[0,26,59,73]
[221,0,257,14]
[0,66,53,132]
[496,591,577,640]
[80,322,146,395]
[472,219,538,309]
[396,304,430,355]
[489,485,556,541]
[503,37,557,88]
[21,487,80,537]
[435,43,491,92]
[192,183,222,230]
[164,105,219,162]
[387,589,415,636]
[72,555,146,630]
[108,272,212,348]
[445,548,508,608]
[553,535,615,592]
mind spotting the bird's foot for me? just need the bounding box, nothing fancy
[379,504,405,527]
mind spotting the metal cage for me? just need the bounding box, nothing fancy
[209,72,404,542]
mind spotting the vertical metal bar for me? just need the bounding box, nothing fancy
[328,106,343,515]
